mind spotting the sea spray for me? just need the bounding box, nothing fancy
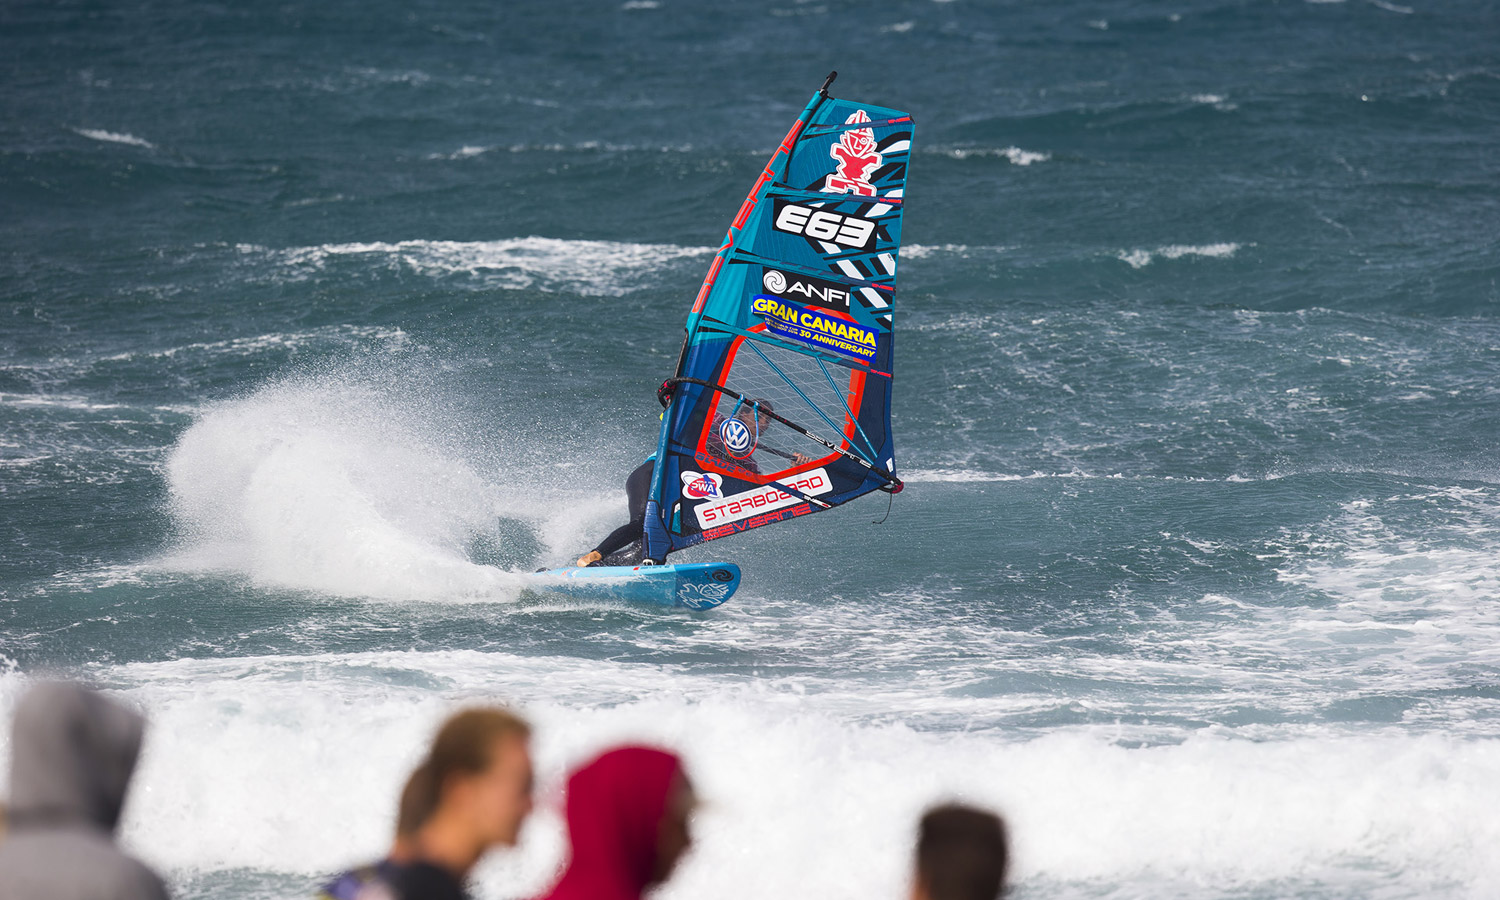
[163,365,535,600]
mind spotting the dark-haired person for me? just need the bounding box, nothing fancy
[318,707,534,900]
[912,803,1010,900]
[534,745,696,900]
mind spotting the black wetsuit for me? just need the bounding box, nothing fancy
[586,460,655,565]
[318,860,469,900]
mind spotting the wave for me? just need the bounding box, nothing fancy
[72,127,155,149]
[902,243,1009,260]
[162,371,529,601]
[98,325,409,364]
[932,146,1052,165]
[426,141,697,160]
[0,392,129,412]
[0,653,1495,896]
[241,238,712,296]
[1117,242,1244,268]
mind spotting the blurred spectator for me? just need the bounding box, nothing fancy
[535,746,695,900]
[0,681,170,900]
[913,803,1010,900]
[318,707,533,900]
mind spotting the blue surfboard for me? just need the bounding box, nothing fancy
[524,562,740,610]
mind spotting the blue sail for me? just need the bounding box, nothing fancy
[643,74,913,563]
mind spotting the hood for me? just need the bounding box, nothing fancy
[539,746,683,900]
[6,682,145,833]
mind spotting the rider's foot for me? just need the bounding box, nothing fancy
[576,550,602,567]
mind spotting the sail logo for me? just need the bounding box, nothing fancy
[718,418,755,457]
[681,471,723,500]
[824,110,881,197]
[773,200,877,250]
[752,296,878,361]
[695,468,833,528]
[762,268,850,313]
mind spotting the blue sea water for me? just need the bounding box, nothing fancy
[3,0,1500,897]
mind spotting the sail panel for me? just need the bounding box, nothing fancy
[643,83,913,560]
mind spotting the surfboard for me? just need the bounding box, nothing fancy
[524,562,741,610]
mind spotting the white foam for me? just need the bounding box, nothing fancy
[1117,243,1243,268]
[1,655,1495,898]
[429,141,698,159]
[902,243,1012,260]
[246,238,711,296]
[162,372,536,601]
[99,325,408,363]
[73,128,155,149]
[1278,487,1500,647]
[1188,93,1238,111]
[881,20,915,32]
[939,147,1051,165]
[0,392,127,411]
[621,0,660,8]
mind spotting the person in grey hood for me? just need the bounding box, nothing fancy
[0,681,170,900]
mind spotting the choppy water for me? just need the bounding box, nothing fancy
[4,1,1499,898]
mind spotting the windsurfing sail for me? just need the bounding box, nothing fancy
[643,72,913,563]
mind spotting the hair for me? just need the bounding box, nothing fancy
[751,397,774,416]
[396,707,531,836]
[916,804,1010,900]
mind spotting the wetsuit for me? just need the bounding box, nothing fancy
[585,460,655,565]
[318,860,468,900]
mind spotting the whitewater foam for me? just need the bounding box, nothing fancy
[162,370,541,601]
[243,238,710,296]
[938,146,1052,165]
[73,128,155,149]
[0,655,1495,899]
[1118,243,1244,268]
[427,141,698,160]
[98,325,409,363]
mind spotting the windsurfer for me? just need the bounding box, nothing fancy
[576,459,655,567]
[575,400,810,567]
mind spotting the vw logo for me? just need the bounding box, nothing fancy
[762,269,787,294]
[719,418,753,456]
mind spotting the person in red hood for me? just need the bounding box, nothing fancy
[536,746,696,900]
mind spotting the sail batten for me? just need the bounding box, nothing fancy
[642,81,914,561]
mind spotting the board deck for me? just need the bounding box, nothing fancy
[523,562,741,610]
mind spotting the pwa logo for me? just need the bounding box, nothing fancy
[773,200,876,250]
[824,109,882,197]
[718,417,755,458]
[681,471,723,500]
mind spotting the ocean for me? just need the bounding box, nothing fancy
[3,0,1499,897]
